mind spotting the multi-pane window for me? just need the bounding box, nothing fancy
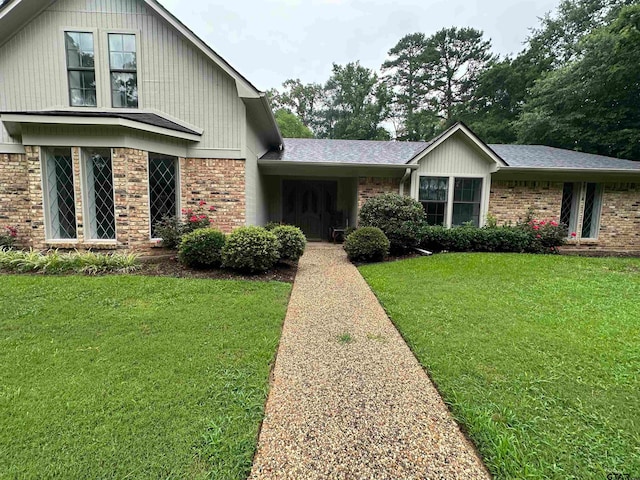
[43,148,77,240]
[560,182,603,239]
[149,155,178,238]
[83,149,116,240]
[109,34,138,108]
[65,32,96,107]
[452,178,482,227]
[581,183,602,238]
[419,177,448,226]
[560,182,579,235]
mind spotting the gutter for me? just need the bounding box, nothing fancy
[497,166,640,175]
[258,159,420,169]
[399,167,411,195]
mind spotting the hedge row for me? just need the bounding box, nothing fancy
[178,225,306,272]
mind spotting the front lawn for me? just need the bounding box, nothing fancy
[0,275,291,479]
[360,254,640,479]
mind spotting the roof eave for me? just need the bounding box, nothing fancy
[0,113,202,142]
[497,166,640,175]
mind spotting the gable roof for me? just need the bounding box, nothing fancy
[0,0,283,147]
[262,131,640,174]
[490,144,640,171]
[261,138,431,165]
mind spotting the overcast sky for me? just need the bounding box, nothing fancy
[160,0,561,92]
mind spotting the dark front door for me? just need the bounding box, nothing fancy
[282,180,337,240]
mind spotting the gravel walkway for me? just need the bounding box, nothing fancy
[250,243,489,479]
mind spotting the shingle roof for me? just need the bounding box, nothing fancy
[2,110,200,135]
[261,138,431,165]
[489,144,640,171]
[261,137,640,172]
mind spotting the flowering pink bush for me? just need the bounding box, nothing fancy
[518,212,569,253]
[0,225,17,248]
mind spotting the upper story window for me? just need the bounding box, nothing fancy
[65,32,96,107]
[109,34,138,108]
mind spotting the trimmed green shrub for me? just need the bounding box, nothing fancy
[222,226,280,272]
[0,248,139,274]
[418,223,567,254]
[178,228,226,268]
[153,215,183,249]
[344,227,390,263]
[344,226,356,238]
[358,193,425,252]
[263,221,281,231]
[271,225,306,261]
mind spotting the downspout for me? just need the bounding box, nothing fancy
[399,167,411,196]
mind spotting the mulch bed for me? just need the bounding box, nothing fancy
[135,255,298,283]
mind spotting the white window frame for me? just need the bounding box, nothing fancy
[80,148,117,242]
[414,174,490,228]
[105,29,142,109]
[40,147,78,242]
[579,182,603,240]
[147,154,181,241]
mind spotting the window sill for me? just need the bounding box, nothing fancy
[566,238,599,245]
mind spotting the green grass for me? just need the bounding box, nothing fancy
[0,275,291,479]
[360,253,640,479]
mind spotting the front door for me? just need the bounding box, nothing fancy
[282,180,337,240]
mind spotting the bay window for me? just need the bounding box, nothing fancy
[149,154,179,238]
[83,149,116,240]
[42,148,77,240]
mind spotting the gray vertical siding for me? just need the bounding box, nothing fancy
[0,0,244,151]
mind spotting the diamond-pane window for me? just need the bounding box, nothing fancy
[43,148,76,240]
[560,182,579,236]
[581,183,602,238]
[149,155,178,237]
[84,149,116,240]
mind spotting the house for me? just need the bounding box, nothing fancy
[1,0,639,253]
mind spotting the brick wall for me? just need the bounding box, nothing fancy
[180,158,246,233]
[1,148,247,252]
[0,152,31,247]
[357,177,401,212]
[596,183,640,250]
[489,180,640,251]
[489,180,564,224]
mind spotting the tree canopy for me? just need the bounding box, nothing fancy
[267,0,639,159]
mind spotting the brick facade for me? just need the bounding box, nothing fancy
[180,158,245,233]
[489,180,640,251]
[0,152,31,247]
[357,177,401,211]
[0,148,247,252]
[489,180,564,224]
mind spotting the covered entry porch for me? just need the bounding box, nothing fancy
[258,161,414,241]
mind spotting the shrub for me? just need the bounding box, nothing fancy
[0,248,139,274]
[178,228,226,268]
[358,193,425,252]
[263,221,281,231]
[222,226,280,272]
[153,201,217,249]
[344,226,356,238]
[344,227,390,263]
[0,226,18,249]
[418,222,567,254]
[153,215,183,249]
[271,225,306,261]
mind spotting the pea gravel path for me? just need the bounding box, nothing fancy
[250,244,489,479]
